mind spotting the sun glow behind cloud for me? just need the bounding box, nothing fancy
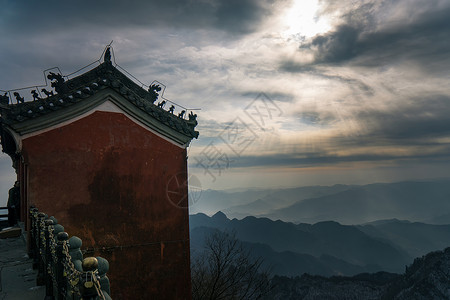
[280,0,332,39]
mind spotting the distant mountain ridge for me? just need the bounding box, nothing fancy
[190,226,376,277]
[190,212,450,277]
[189,181,450,297]
[190,213,412,275]
[191,180,450,225]
[265,181,450,224]
[358,219,450,259]
[190,184,354,216]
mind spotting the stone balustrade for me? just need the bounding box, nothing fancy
[29,207,112,300]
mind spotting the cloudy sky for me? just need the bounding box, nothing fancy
[1,0,450,199]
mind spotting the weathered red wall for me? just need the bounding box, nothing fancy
[21,111,191,299]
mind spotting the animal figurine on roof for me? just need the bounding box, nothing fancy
[31,90,41,101]
[157,100,166,108]
[47,72,65,94]
[47,72,64,84]
[0,92,9,106]
[148,84,162,103]
[13,92,24,104]
[178,110,185,118]
[41,88,54,97]
[188,111,197,122]
[168,105,175,114]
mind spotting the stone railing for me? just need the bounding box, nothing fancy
[29,207,112,299]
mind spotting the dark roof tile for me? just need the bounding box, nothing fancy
[1,62,199,141]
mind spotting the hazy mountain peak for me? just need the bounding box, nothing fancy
[363,219,411,226]
[313,220,341,226]
[212,211,228,220]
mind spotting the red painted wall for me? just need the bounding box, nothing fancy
[21,111,192,299]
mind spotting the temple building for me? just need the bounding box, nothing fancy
[0,48,198,299]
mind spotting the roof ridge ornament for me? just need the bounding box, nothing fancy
[104,47,112,64]
[148,84,161,103]
[47,72,66,94]
[0,92,10,106]
[13,92,25,104]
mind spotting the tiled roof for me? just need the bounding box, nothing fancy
[0,60,199,144]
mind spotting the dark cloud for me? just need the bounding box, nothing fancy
[0,0,273,36]
[214,0,270,34]
[358,94,450,142]
[278,63,374,95]
[301,0,450,68]
[189,145,450,169]
[304,24,359,63]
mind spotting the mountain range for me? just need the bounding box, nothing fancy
[189,180,450,297]
[190,212,450,277]
[190,180,450,224]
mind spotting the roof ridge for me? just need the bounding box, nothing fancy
[1,62,198,140]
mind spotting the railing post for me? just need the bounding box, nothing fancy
[56,232,69,300]
[36,212,46,286]
[44,218,55,300]
[28,207,38,260]
[80,257,105,300]
[31,208,41,269]
[97,257,111,297]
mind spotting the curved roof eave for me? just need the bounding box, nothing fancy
[7,89,194,147]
